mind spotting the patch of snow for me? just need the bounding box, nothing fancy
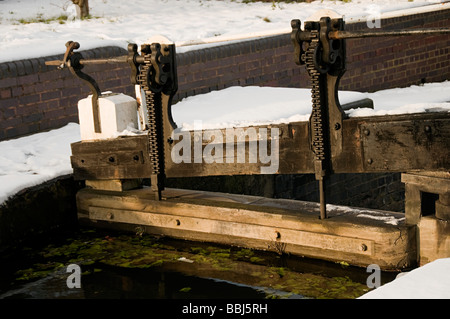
[326,204,405,225]
[0,123,81,205]
[359,258,450,299]
[0,0,448,63]
[355,213,405,225]
[346,81,450,117]
[172,81,450,130]
[110,123,147,138]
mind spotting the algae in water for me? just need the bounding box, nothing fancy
[9,228,370,299]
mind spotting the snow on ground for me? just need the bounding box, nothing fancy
[172,86,366,130]
[346,81,450,117]
[172,81,450,130]
[359,258,450,299]
[326,204,405,225]
[0,122,80,204]
[0,0,448,63]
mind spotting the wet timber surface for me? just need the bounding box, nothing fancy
[0,226,398,299]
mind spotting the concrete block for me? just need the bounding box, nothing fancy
[78,93,138,141]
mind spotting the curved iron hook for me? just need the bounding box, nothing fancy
[63,41,102,133]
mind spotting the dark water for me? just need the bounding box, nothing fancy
[0,227,398,299]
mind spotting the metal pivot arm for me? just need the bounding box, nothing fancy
[46,41,103,133]
[291,17,346,219]
[291,18,450,220]
[46,41,178,200]
[128,42,178,200]
[328,28,450,39]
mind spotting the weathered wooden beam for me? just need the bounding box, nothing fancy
[356,114,450,173]
[70,112,450,180]
[418,216,450,266]
[71,136,153,180]
[166,112,450,177]
[166,122,315,177]
[77,187,416,270]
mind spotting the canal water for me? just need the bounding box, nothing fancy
[0,227,398,299]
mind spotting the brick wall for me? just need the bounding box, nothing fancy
[167,172,405,212]
[340,9,450,91]
[0,46,133,140]
[274,173,405,212]
[1,8,448,141]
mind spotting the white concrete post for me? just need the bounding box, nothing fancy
[77,93,138,141]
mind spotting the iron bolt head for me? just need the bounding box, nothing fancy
[160,74,168,84]
[329,52,336,62]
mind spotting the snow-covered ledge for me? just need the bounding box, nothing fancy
[359,258,450,299]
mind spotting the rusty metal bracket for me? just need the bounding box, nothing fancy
[291,17,346,219]
[291,17,450,219]
[135,42,178,200]
[56,41,103,133]
[46,40,178,200]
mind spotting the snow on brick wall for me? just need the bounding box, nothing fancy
[0,8,449,141]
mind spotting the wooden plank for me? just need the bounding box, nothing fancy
[71,135,148,152]
[69,112,450,179]
[419,216,450,266]
[77,187,417,270]
[77,188,406,236]
[165,122,315,177]
[85,179,142,191]
[401,172,450,193]
[71,136,153,180]
[358,116,450,172]
[89,206,374,256]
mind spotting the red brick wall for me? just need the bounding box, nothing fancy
[341,9,450,91]
[0,47,133,140]
[0,8,449,141]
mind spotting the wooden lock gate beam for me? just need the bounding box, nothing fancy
[47,18,450,219]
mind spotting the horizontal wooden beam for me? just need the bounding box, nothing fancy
[71,136,153,180]
[77,187,416,270]
[70,112,450,180]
